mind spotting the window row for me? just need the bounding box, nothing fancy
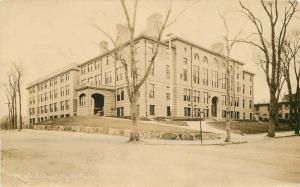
[36,100,70,114]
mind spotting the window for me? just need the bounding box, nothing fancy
[203,92,208,104]
[105,71,112,85]
[65,85,70,95]
[249,100,253,109]
[203,109,209,117]
[106,57,109,65]
[234,97,239,107]
[60,75,65,83]
[166,65,170,79]
[65,100,69,110]
[149,83,155,98]
[196,91,201,103]
[221,74,227,89]
[81,79,87,85]
[79,94,86,106]
[116,67,123,81]
[285,113,289,119]
[95,60,101,70]
[184,107,191,117]
[250,85,252,95]
[44,105,47,113]
[166,87,170,100]
[50,104,53,112]
[66,73,70,81]
[61,101,64,111]
[60,87,65,97]
[88,63,93,72]
[167,106,171,116]
[194,53,199,60]
[87,77,94,85]
[203,56,208,64]
[285,103,289,109]
[50,91,54,100]
[149,105,155,115]
[183,58,188,65]
[242,84,245,94]
[222,95,226,106]
[117,107,124,117]
[243,99,245,108]
[54,103,57,112]
[183,69,188,81]
[202,68,208,85]
[184,89,191,101]
[54,89,57,98]
[193,65,200,84]
[211,70,218,88]
[95,74,102,85]
[117,88,125,101]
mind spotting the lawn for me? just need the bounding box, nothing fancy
[35,116,193,134]
[207,121,294,134]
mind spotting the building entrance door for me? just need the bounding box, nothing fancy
[211,96,218,117]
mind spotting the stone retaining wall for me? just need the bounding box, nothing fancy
[24,124,222,140]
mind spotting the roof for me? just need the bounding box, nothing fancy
[26,63,79,89]
[171,37,246,65]
[77,35,174,67]
[243,70,255,75]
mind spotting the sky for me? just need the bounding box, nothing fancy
[0,0,299,117]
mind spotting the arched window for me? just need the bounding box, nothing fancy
[214,58,218,67]
[222,63,226,69]
[203,56,208,63]
[79,93,86,106]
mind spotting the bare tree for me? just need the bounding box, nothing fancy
[295,52,300,134]
[282,31,300,131]
[14,63,24,130]
[5,72,18,129]
[220,14,243,143]
[239,0,298,137]
[94,0,172,142]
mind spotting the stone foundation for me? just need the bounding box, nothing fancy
[27,124,222,140]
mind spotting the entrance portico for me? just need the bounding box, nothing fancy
[76,85,115,116]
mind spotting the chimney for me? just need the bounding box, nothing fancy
[99,41,108,55]
[116,24,130,46]
[210,42,225,55]
[144,13,163,38]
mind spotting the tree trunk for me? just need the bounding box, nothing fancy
[129,98,139,142]
[19,92,22,130]
[288,94,294,126]
[285,69,293,126]
[268,91,278,137]
[295,81,299,134]
[225,118,231,142]
[11,97,15,129]
[14,95,18,129]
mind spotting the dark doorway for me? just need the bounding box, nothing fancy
[92,93,104,115]
[211,96,218,117]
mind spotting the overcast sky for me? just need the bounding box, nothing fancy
[0,0,299,117]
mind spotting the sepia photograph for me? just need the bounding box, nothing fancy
[0,0,299,186]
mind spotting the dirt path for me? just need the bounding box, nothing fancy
[1,130,300,187]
